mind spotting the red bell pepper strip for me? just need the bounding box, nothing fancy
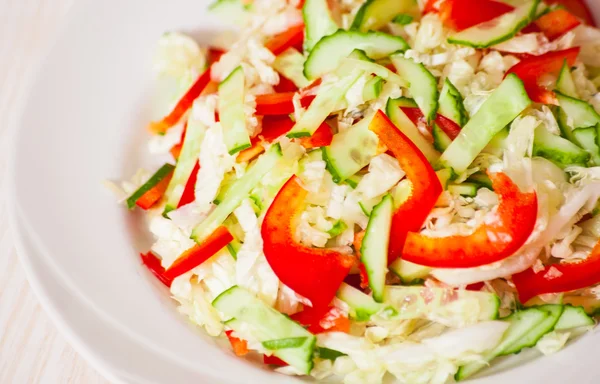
[352,230,370,289]
[513,240,600,303]
[423,0,441,13]
[149,69,212,134]
[140,252,173,287]
[170,122,188,161]
[136,173,173,210]
[126,164,175,209]
[265,24,305,56]
[300,121,334,149]
[207,47,226,65]
[546,0,596,26]
[255,92,315,115]
[439,0,514,31]
[274,74,299,93]
[534,9,581,41]
[466,282,485,291]
[291,306,351,334]
[236,143,266,163]
[400,107,462,140]
[177,160,200,208]
[368,110,443,264]
[264,355,288,366]
[225,330,249,356]
[262,176,356,315]
[403,172,538,268]
[506,47,580,104]
[164,226,233,280]
[236,115,297,163]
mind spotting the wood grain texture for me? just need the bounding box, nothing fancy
[0,1,110,383]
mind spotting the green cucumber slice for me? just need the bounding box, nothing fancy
[322,114,379,183]
[384,286,500,324]
[432,123,452,152]
[337,282,385,321]
[573,126,600,165]
[436,168,457,189]
[191,144,282,242]
[483,127,510,157]
[554,305,595,330]
[392,14,414,25]
[455,308,549,381]
[556,107,580,146]
[303,30,408,80]
[448,0,539,48]
[556,60,578,99]
[262,337,310,350]
[391,54,439,124]
[316,347,347,360]
[163,121,205,215]
[287,70,364,138]
[213,286,316,374]
[389,259,431,285]
[345,174,363,189]
[448,182,479,197]
[386,98,439,163]
[502,304,564,355]
[556,90,600,129]
[467,172,493,190]
[437,74,531,174]
[126,163,175,209]
[218,66,251,155]
[361,194,394,302]
[302,0,338,52]
[439,79,468,127]
[533,126,590,167]
[226,239,242,260]
[363,75,384,101]
[351,0,419,32]
[327,220,348,237]
[273,48,310,88]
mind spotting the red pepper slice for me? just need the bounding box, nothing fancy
[439,0,514,31]
[225,330,249,356]
[546,0,596,26]
[400,107,462,140]
[177,160,200,208]
[300,121,333,149]
[237,144,266,163]
[170,122,188,161]
[149,69,212,134]
[423,0,441,13]
[265,24,305,56]
[207,47,226,65]
[136,170,174,210]
[263,355,288,366]
[403,172,538,268]
[255,92,315,115]
[352,230,370,289]
[274,74,299,93]
[368,110,443,263]
[164,226,233,280]
[534,9,582,40]
[291,306,351,334]
[140,252,173,287]
[262,176,356,314]
[506,47,580,104]
[513,240,600,303]
[236,115,297,163]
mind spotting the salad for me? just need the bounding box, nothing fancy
[109,0,600,382]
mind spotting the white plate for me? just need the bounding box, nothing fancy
[6,0,600,383]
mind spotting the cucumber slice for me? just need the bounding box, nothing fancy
[389,259,431,285]
[439,79,468,127]
[483,127,510,157]
[363,75,384,101]
[343,58,408,88]
[361,194,394,302]
[226,239,242,260]
[455,308,549,381]
[554,305,595,330]
[556,107,580,146]
[437,74,531,174]
[556,91,600,129]
[302,0,338,52]
[273,48,310,88]
[556,60,578,99]
[432,123,452,152]
[573,126,600,165]
[337,282,385,321]
[351,0,419,32]
[262,337,310,350]
[163,121,205,215]
[322,114,379,183]
[303,30,408,80]
[392,14,414,25]
[345,174,363,189]
[327,220,348,237]
[213,286,316,374]
[436,168,457,190]
[316,347,347,360]
[533,126,590,167]
[448,182,478,197]
[287,70,364,138]
[126,163,175,209]
[391,54,439,124]
[501,304,564,355]
[208,0,251,25]
[384,286,500,324]
[467,172,493,190]
[218,66,251,155]
[358,196,382,216]
[448,0,539,48]
[191,144,282,242]
[386,98,440,163]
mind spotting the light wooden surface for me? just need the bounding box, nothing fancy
[0,1,110,383]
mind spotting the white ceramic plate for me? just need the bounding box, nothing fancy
[7,1,600,383]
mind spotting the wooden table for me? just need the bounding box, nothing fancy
[0,1,109,382]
